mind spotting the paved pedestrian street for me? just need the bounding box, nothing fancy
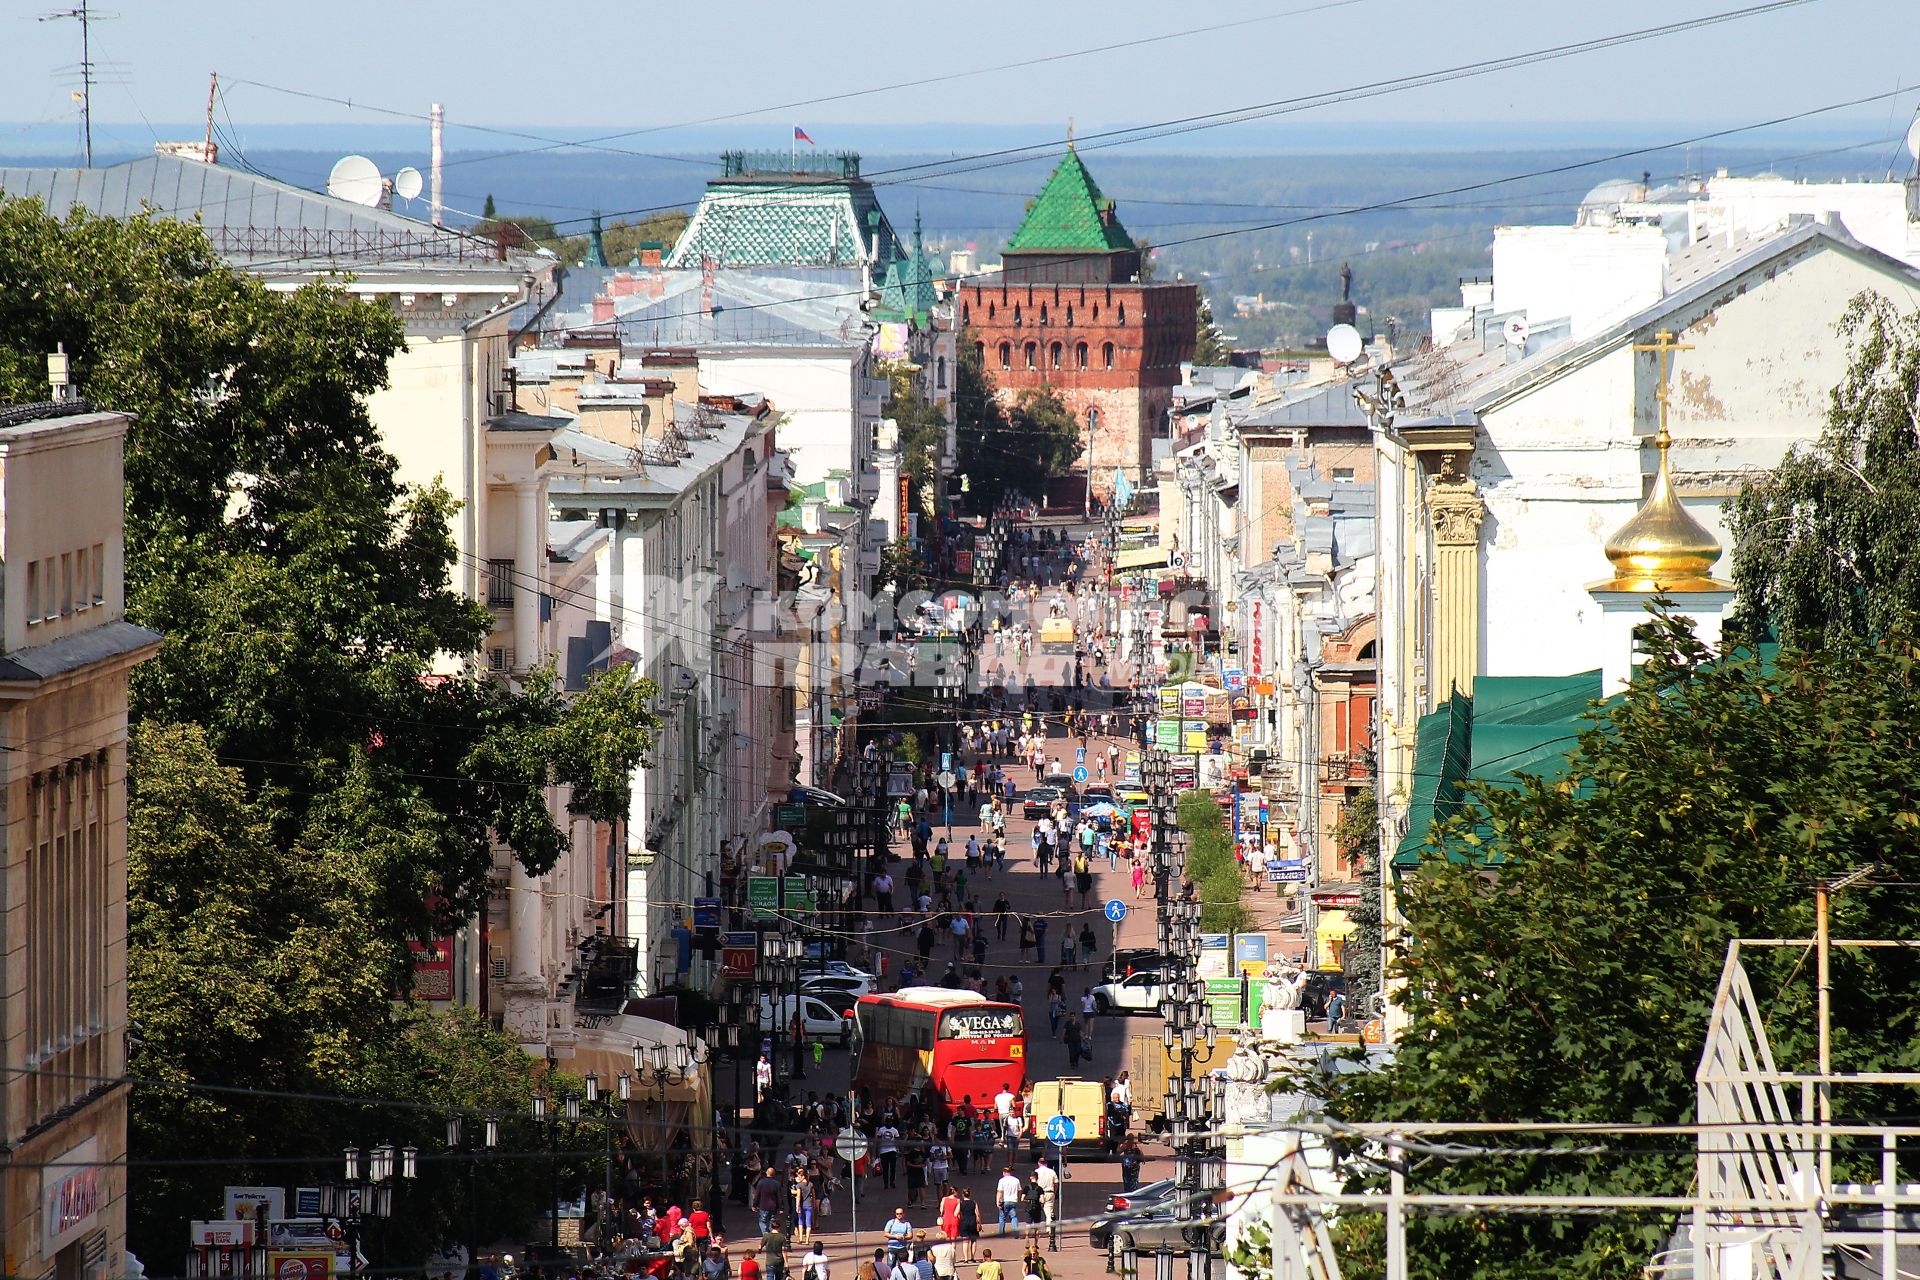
[727,528,1180,1280]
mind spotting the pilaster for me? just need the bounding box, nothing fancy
[1425,458,1485,701]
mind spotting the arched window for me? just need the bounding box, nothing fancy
[1118,302,1127,325]
[961,303,970,325]
[976,341,987,367]
[988,301,996,319]
[1013,304,1022,327]
[1039,304,1049,326]
[1066,305,1074,326]
[1076,342,1089,370]
[936,356,948,389]
[1092,304,1100,320]
[1050,341,1063,370]
[1102,342,1115,370]
[1024,342,1037,370]
[998,342,1011,370]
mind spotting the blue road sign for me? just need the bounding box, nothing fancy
[1075,746,1087,764]
[1104,899,1129,923]
[1046,1114,1076,1146]
[1073,766,1089,783]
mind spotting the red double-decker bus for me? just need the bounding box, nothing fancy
[852,988,1025,1114]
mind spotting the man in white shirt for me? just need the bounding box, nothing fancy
[994,1167,1023,1233]
[1032,1159,1059,1227]
[993,1087,1015,1130]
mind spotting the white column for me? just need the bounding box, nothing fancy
[513,480,543,672]
[509,855,542,987]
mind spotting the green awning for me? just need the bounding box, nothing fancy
[1393,671,1605,871]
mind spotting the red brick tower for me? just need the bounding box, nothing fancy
[958,148,1195,498]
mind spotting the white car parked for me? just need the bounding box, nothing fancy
[1089,971,1171,1016]
[758,993,856,1046]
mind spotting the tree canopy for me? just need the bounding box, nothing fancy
[952,337,1083,512]
[1317,616,1920,1278]
[0,197,658,1260]
[1727,292,1920,649]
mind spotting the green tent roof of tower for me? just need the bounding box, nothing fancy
[1004,148,1136,254]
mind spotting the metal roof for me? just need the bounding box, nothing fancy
[1004,148,1135,256]
[0,154,513,270]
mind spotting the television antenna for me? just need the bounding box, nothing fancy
[39,1,113,167]
[326,155,385,208]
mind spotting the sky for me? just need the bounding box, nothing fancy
[2,0,1917,160]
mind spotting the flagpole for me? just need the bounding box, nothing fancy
[791,123,796,172]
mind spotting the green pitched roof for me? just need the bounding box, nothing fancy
[1005,148,1135,254]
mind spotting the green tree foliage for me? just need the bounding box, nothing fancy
[953,336,1081,512]
[877,358,950,496]
[1177,791,1252,932]
[1334,785,1382,1004]
[0,200,659,1259]
[1316,616,1920,1278]
[1727,292,1920,648]
[1194,293,1231,365]
[127,724,559,1259]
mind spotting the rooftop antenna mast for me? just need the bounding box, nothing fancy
[40,0,102,167]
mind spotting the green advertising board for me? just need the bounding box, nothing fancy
[774,803,806,830]
[749,874,817,919]
[1205,976,1264,1029]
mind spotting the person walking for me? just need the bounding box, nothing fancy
[957,1189,981,1261]
[994,1167,1022,1235]
[1062,1015,1085,1069]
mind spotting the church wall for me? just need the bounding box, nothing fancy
[1471,241,1920,681]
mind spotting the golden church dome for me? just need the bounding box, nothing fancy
[1593,426,1730,593]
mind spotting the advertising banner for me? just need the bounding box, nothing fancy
[1197,934,1230,978]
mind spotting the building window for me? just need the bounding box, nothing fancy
[988,302,996,319]
[1013,305,1022,328]
[1076,342,1089,370]
[1066,305,1074,326]
[961,304,970,325]
[1023,342,1037,371]
[1333,466,1355,480]
[26,753,108,1123]
[486,558,516,606]
[936,356,948,389]
[1118,302,1127,325]
[1050,342,1063,370]
[998,342,1011,370]
[1103,342,1115,370]
[1039,304,1048,326]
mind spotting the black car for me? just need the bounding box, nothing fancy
[1089,1180,1181,1249]
[1106,948,1191,980]
[1022,785,1064,819]
[1302,971,1348,1021]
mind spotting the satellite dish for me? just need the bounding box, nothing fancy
[1326,323,1363,365]
[393,166,423,201]
[326,155,384,207]
[1502,315,1529,348]
[1906,117,1920,161]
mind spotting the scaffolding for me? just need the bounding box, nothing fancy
[1240,935,1920,1280]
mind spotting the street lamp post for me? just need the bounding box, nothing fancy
[319,1141,417,1275]
[446,1113,500,1272]
[581,1069,634,1246]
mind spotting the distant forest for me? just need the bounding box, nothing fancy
[105,140,1902,347]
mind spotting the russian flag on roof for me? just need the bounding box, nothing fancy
[794,126,815,145]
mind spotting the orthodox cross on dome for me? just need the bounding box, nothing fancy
[1632,328,1694,449]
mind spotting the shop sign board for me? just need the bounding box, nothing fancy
[44,1138,102,1254]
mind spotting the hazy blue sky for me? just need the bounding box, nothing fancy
[4,0,1917,154]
